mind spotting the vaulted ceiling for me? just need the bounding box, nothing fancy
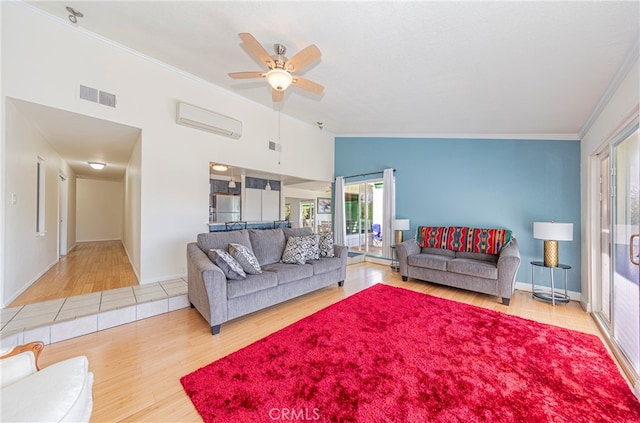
[25,1,639,139]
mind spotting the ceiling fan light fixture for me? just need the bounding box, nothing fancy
[266,68,293,91]
[88,161,106,170]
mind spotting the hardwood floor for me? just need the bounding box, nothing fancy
[9,241,139,307]
[36,262,602,422]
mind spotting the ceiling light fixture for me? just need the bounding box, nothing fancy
[265,180,272,191]
[211,164,228,172]
[266,68,293,91]
[88,162,106,170]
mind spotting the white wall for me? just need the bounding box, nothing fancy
[76,179,124,242]
[2,99,76,306]
[580,58,639,309]
[1,2,335,287]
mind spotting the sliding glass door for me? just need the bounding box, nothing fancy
[344,180,386,257]
[596,127,639,385]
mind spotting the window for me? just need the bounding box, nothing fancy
[36,156,45,235]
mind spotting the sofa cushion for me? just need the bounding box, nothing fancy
[1,356,92,423]
[227,272,278,299]
[198,230,251,252]
[447,258,498,279]
[249,229,286,266]
[262,262,314,284]
[319,232,335,257]
[420,247,456,258]
[228,243,262,274]
[283,227,313,240]
[208,249,246,280]
[407,253,451,271]
[456,251,499,264]
[309,257,342,275]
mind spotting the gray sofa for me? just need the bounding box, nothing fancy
[187,227,348,334]
[395,235,521,305]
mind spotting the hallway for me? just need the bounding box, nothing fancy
[9,241,138,307]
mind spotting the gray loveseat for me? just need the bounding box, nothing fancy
[187,227,348,335]
[395,226,521,305]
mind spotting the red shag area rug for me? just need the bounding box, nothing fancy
[181,284,640,422]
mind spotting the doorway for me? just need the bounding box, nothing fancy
[301,200,315,231]
[594,126,639,388]
[344,180,386,258]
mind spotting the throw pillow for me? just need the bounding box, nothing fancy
[319,232,335,257]
[281,236,312,265]
[228,243,262,275]
[306,234,321,261]
[208,249,246,280]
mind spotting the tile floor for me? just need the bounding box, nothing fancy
[0,278,189,347]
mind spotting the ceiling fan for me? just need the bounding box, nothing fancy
[228,33,324,102]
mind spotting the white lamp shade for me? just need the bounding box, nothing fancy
[533,222,573,241]
[266,68,293,91]
[394,219,410,231]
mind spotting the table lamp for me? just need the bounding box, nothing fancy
[533,222,573,267]
[394,219,410,245]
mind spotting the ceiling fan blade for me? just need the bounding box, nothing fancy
[292,77,324,95]
[285,44,321,72]
[228,71,265,79]
[272,89,284,102]
[238,33,274,69]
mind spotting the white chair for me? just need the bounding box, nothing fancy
[0,342,94,423]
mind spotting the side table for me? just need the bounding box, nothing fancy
[530,261,570,306]
[390,245,399,272]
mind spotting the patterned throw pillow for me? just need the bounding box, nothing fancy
[306,234,321,261]
[208,249,246,280]
[319,232,334,257]
[228,243,262,274]
[281,236,313,265]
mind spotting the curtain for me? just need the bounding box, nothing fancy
[382,168,395,258]
[333,176,347,247]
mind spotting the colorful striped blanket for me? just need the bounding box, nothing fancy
[416,226,512,255]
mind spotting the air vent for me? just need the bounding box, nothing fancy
[79,85,116,108]
[99,91,116,108]
[79,85,98,103]
[269,141,282,152]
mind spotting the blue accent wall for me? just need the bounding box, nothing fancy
[335,137,581,293]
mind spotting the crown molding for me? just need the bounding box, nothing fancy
[334,133,580,141]
[579,36,640,140]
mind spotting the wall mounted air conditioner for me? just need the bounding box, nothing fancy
[176,102,242,139]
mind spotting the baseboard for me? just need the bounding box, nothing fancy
[3,258,59,308]
[514,281,582,302]
[76,237,122,242]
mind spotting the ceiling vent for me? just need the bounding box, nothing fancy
[176,102,242,139]
[79,85,116,108]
